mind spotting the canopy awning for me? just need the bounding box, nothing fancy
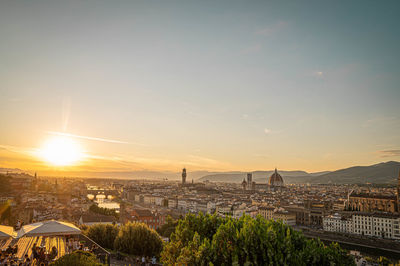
[0,225,16,239]
[17,220,81,238]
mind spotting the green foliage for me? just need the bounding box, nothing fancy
[114,222,163,257]
[157,215,178,238]
[50,250,104,266]
[365,256,394,266]
[377,256,392,266]
[83,224,119,250]
[89,204,119,219]
[161,214,355,266]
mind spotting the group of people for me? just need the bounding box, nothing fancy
[30,243,58,265]
[66,237,96,253]
[0,245,23,266]
[133,256,157,265]
[0,235,102,265]
[0,242,58,266]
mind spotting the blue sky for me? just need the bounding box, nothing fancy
[0,0,399,173]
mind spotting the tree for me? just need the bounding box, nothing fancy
[114,222,163,257]
[157,215,178,238]
[84,224,119,250]
[50,250,104,266]
[161,214,355,266]
[89,204,119,219]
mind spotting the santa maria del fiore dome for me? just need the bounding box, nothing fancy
[268,168,284,186]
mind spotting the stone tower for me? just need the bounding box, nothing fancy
[182,168,187,185]
[247,173,252,190]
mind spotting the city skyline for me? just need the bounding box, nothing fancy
[1,0,400,175]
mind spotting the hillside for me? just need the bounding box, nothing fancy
[197,161,400,184]
[310,161,400,184]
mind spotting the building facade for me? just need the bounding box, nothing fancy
[347,193,397,213]
[323,213,353,234]
[353,213,400,239]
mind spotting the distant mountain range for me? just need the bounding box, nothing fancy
[198,161,400,184]
[1,161,399,184]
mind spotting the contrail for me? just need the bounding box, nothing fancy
[46,131,130,144]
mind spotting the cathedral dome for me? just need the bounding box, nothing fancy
[268,168,284,186]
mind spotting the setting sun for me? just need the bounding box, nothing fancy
[39,136,83,166]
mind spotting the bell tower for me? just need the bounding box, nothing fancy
[182,168,187,185]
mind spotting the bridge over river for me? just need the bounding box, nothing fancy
[86,188,119,198]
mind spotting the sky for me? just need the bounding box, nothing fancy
[0,0,399,176]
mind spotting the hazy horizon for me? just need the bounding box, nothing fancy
[1,0,400,176]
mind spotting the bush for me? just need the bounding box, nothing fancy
[114,222,163,257]
[84,224,119,250]
[161,213,355,266]
[50,250,104,266]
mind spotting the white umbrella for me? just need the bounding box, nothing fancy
[17,220,81,237]
[0,225,15,239]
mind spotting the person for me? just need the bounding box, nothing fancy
[31,243,38,261]
[49,246,58,260]
[78,243,83,251]
[24,254,31,266]
[0,252,5,264]
[38,247,46,264]
[12,245,18,256]
[90,244,97,253]
[5,245,13,255]
[67,238,73,252]
[141,256,146,266]
[151,256,156,264]
[73,239,80,250]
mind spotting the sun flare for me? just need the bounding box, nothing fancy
[39,136,83,166]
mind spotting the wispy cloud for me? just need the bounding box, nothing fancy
[242,43,261,54]
[46,131,134,145]
[256,21,289,36]
[363,116,399,128]
[264,128,282,135]
[377,149,400,157]
[313,71,324,78]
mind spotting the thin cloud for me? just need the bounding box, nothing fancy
[315,71,323,77]
[46,131,136,145]
[242,43,261,54]
[310,70,324,79]
[264,128,281,135]
[363,116,399,128]
[378,150,400,157]
[256,21,289,36]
